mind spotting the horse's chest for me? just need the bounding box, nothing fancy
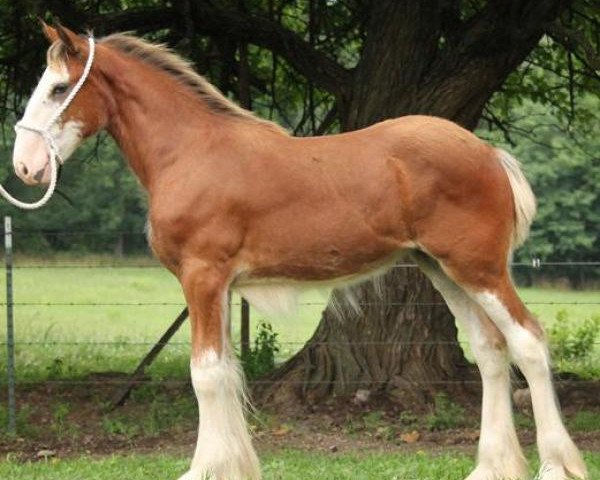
[146,221,177,270]
[146,205,244,273]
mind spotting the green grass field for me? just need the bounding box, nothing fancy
[1,450,599,480]
[0,255,598,380]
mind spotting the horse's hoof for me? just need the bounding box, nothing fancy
[536,462,588,480]
[464,463,528,480]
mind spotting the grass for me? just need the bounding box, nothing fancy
[522,287,600,326]
[0,255,598,381]
[0,451,470,480]
[568,410,600,433]
[1,450,599,480]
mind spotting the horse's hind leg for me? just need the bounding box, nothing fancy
[178,260,260,480]
[412,252,527,480]
[444,258,588,480]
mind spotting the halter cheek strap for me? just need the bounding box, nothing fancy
[0,36,95,210]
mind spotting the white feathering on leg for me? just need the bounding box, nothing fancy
[474,292,587,480]
[184,349,260,480]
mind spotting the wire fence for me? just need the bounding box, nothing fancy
[2,220,600,432]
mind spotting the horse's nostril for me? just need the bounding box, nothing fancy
[19,163,29,177]
[33,168,45,182]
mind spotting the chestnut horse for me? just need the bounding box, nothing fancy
[11,23,587,480]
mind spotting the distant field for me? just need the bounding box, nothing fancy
[0,255,598,380]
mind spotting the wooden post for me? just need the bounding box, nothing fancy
[110,307,188,409]
[241,298,250,360]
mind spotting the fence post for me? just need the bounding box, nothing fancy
[4,216,15,435]
[241,298,250,360]
[110,307,189,409]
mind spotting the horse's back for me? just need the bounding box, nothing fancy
[288,115,499,188]
[284,114,511,229]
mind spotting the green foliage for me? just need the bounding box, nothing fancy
[0,403,37,438]
[52,402,70,427]
[425,393,466,431]
[242,322,280,380]
[362,410,385,429]
[140,395,196,437]
[51,402,78,440]
[101,415,140,439]
[45,357,65,379]
[548,310,600,369]
[398,410,418,426]
[100,393,197,439]
[481,97,600,275]
[0,135,148,255]
[568,410,600,433]
[514,412,535,430]
[361,411,396,440]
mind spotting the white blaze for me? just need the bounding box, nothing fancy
[13,64,83,184]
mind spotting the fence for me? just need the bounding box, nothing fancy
[2,218,600,434]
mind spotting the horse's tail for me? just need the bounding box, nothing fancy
[496,148,537,248]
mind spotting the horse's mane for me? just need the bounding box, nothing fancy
[65,33,285,133]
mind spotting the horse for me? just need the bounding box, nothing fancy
[10,22,587,480]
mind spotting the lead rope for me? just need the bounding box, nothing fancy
[0,36,95,210]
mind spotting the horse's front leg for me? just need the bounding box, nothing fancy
[177,260,260,480]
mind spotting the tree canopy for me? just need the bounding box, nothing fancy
[0,0,597,264]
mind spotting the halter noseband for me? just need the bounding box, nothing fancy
[0,36,95,210]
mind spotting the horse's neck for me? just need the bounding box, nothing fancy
[105,64,225,189]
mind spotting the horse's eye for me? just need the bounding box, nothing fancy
[51,83,69,96]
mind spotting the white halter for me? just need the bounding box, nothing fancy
[0,36,95,210]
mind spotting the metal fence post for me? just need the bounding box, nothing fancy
[4,216,15,434]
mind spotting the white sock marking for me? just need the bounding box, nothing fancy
[474,292,587,480]
[186,349,260,480]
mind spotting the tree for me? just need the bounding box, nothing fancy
[487,98,600,288]
[0,138,148,254]
[1,0,599,402]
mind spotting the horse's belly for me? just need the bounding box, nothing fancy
[243,242,400,281]
[240,201,411,281]
[233,249,405,317]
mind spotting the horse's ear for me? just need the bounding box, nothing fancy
[54,21,82,55]
[40,18,60,44]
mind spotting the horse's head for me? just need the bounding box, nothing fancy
[13,22,109,185]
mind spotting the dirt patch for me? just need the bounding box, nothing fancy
[1,380,598,461]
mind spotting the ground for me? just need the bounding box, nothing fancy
[1,378,599,479]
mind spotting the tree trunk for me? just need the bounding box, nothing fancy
[258,266,471,407]
[255,0,565,406]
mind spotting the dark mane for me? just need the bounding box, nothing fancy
[93,34,284,132]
